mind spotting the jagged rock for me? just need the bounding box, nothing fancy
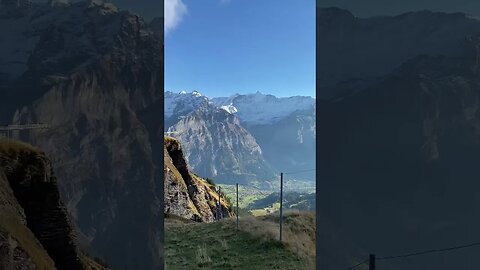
[0,139,108,270]
[164,137,231,222]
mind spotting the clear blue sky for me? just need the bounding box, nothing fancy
[165,0,315,98]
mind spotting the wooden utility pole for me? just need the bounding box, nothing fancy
[279,172,283,242]
[218,186,222,220]
[236,183,239,230]
[369,254,375,270]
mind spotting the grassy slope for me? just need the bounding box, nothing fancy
[165,213,315,270]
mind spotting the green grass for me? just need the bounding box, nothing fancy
[165,216,313,270]
[250,209,268,216]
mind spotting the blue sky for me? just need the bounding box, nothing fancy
[165,0,315,98]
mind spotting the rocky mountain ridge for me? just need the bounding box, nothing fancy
[317,7,480,98]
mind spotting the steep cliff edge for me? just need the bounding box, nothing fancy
[0,139,107,270]
[164,137,231,222]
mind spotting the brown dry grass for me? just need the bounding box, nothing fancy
[223,212,316,269]
[0,138,43,155]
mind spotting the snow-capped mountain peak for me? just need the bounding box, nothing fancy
[220,103,238,114]
[164,90,315,124]
[212,92,315,125]
[192,90,202,97]
[164,91,214,118]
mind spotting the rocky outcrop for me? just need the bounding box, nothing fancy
[0,139,107,270]
[164,137,231,222]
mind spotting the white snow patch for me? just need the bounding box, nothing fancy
[220,103,238,114]
[212,92,315,125]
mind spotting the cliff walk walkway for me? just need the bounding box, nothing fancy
[0,124,49,138]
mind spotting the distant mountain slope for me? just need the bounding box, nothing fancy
[317,7,480,97]
[212,93,316,180]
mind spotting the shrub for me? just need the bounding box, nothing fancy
[205,177,216,186]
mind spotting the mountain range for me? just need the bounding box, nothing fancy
[164,90,316,184]
[317,7,480,98]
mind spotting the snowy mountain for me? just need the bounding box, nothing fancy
[164,91,316,182]
[164,90,213,119]
[212,91,315,125]
[164,90,276,184]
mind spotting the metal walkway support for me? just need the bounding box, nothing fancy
[0,124,49,139]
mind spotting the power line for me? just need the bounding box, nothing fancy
[378,241,480,260]
[346,240,480,269]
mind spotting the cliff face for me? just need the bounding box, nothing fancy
[0,2,165,269]
[168,108,275,185]
[165,92,276,185]
[0,139,107,270]
[164,137,231,223]
[318,34,480,270]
